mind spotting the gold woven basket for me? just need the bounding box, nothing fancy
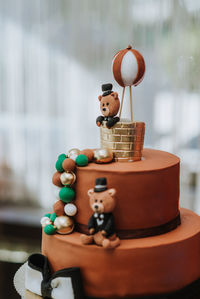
[100,121,145,162]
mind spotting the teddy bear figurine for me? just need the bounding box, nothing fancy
[96,83,120,129]
[80,177,120,249]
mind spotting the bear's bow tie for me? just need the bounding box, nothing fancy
[14,253,84,299]
[94,213,104,219]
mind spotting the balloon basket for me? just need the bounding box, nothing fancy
[100,121,145,162]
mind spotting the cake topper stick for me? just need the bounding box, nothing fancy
[119,87,125,119]
[112,45,145,121]
[129,86,133,121]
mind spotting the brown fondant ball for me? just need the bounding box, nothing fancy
[52,172,62,187]
[62,158,76,172]
[80,149,94,162]
[53,200,65,216]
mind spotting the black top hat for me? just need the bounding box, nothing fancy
[94,177,107,192]
[102,83,113,97]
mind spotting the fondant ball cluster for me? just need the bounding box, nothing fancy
[42,147,114,236]
[52,148,94,223]
[41,206,76,235]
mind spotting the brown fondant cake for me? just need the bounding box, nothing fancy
[14,46,200,299]
[74,148,180,234]
[41,148,200,298]
[42,208,200,298]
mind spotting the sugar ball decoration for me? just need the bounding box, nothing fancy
[62,158,76,172]
[75,154,88,166]
[64,203,77,216]
[112,45,145,87]
[50,212,57,222]
[54,216,74,235]
[52,171,63,187]
[55,158,65,172]
[59,186,75,203]
[44,224,56,235]
[94,148,113,163]
[60,171,76,186]
[44,213,51,218]
[68,148,80,161]
[53,200,65,216]
[79,149,94,162]
[58,153,67,160]
[53,186,61,200]
[40,216,51,227]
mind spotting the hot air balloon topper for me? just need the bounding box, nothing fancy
[112,45,145,121]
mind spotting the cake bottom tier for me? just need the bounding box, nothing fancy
[42,208,200,299]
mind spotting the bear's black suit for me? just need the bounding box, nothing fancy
[88,212,115,237]
[96,116,119,129]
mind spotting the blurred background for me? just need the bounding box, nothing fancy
[0,0,200,297]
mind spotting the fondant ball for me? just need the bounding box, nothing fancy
[94,148,113,163]
[54,216,74,234]
[60,171,76,186]
[40,217,51,227]
[53,200,65,216]
[55,159,64,172]
[62,158,76,172]
[112,45,145,87]
[80,149,94,162]
[68,148,80,158]
[75,154,88,166]
[44,213,51,218]
[52,172,62,187]
[59,187,75,203]
[64,203,77,216]
[44,224,56,235]
[58,153,66,160]
[50,212,57,222]
[53,186,61,199]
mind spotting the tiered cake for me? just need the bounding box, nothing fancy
[14,46,200,299]
[42,148,200,298]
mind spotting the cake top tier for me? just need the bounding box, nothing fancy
[76,148,180,173]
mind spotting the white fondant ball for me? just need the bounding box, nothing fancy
[40,217,51,227]
[70,154,78,161]
[53,186,61,199]
[64,203,77,216]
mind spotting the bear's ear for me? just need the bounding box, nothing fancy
[98,95,102,101]
[88,188,94,196]
[108,188,116,197]
[111,92,118,100]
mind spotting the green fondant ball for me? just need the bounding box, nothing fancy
[50,212,57,222]
[58,153,66,160]
[44,224,56,235]
[59,187,75,203]
[44,213,51,218]
[75,154,88,167]
[55,159,64,172]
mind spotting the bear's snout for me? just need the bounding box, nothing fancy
[101,106,109,116]
[91,202,104,213]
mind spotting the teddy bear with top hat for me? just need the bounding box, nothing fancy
[80,177,120,249]
[96,83,120,129]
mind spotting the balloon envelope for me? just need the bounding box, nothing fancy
[112,46,145,87]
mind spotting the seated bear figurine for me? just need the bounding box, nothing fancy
[80,177,120,249]
[96,83,120,129]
